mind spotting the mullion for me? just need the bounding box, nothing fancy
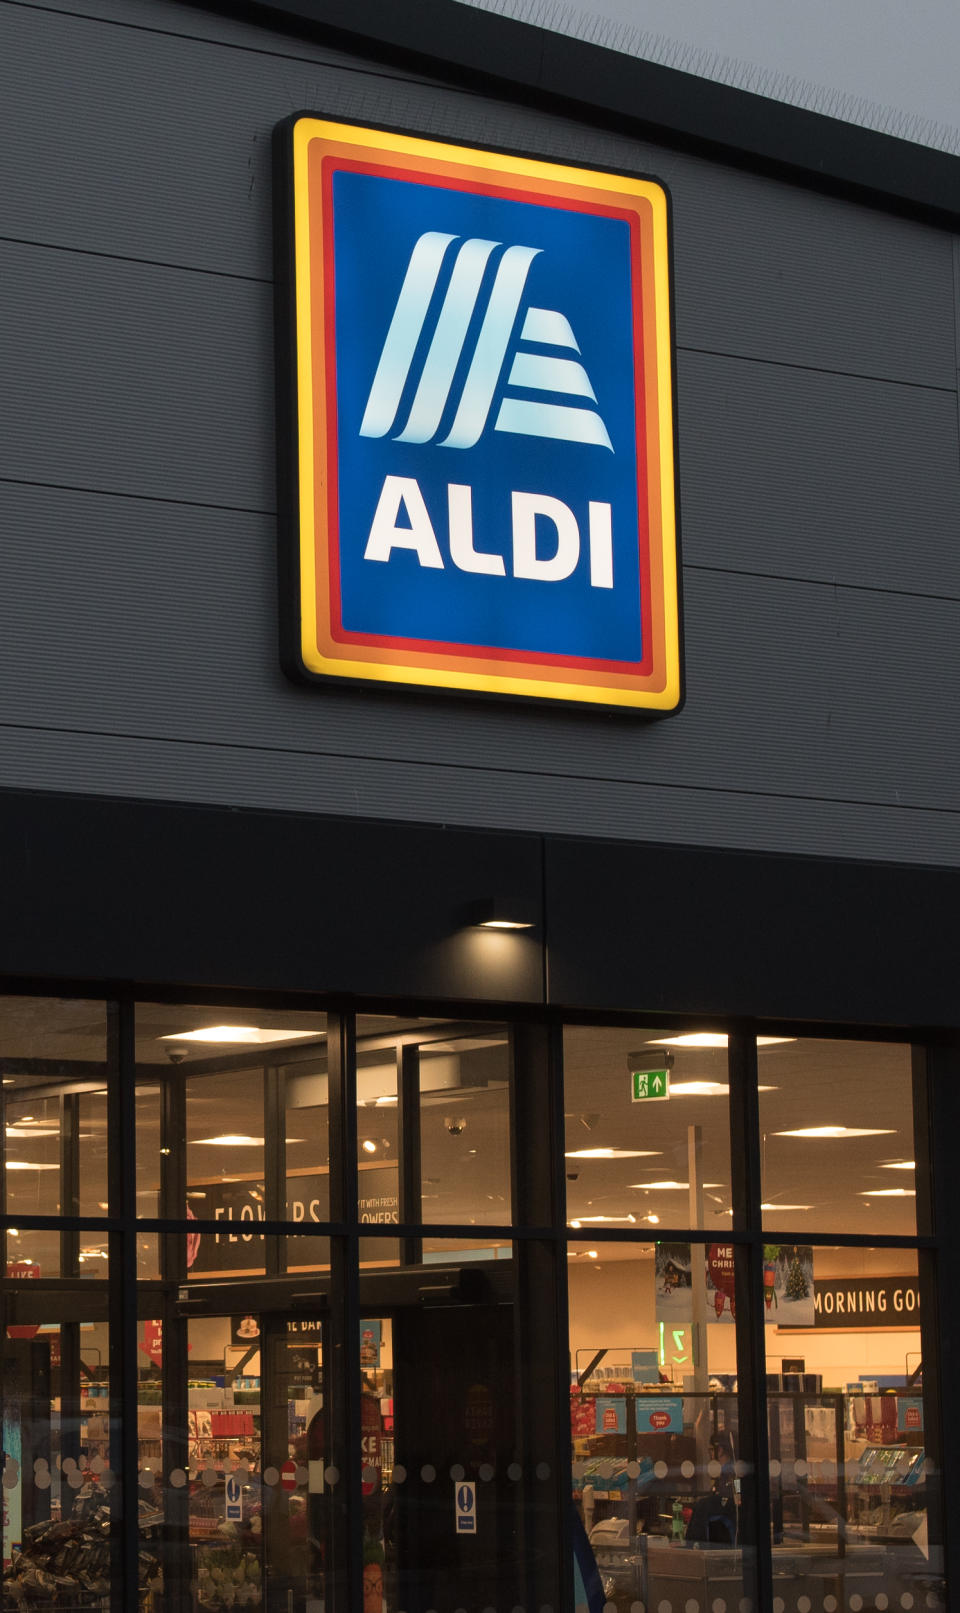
[396,1040,422,1265]
[106,999,140,1612]
[264,1063,286,1276]
[326,1011,362,1613]
[729,1023,774,1613]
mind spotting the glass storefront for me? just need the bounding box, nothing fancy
[0,1000,947,1612]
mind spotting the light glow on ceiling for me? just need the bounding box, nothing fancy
[565,1148,661,1160]
[627,1180,724,1190]
[161,1025,318,1045]
[774,1127,895,1139]
[880,1161,915,1170]
[646,1034,796,1049]
[5,1160,59,1170]
[193,1134,264,1147]
[572,1213,637,1223]
[858,1188,916,1197]
[761,1203,813,1211]
[5,1125,59,1138]
[669,1081,777,1096]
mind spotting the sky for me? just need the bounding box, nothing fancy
[455,0,960,154]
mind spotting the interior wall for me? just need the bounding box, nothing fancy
[567,1249,922,1386]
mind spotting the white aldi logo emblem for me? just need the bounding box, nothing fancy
[279,117,681,711]
[360,234,612,451]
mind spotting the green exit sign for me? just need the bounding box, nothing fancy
[631,1069,670,1102]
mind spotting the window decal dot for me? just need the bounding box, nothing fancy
[420,1464,436,1483]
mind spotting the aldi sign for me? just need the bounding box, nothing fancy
[277,116,681,711]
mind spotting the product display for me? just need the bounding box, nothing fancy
[2,1491,160,1608]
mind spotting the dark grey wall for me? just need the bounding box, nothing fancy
[3,0,959,864]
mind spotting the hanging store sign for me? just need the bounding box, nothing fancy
[189,1166,398,1273]
[277,116,681,712]
[812,1277,922,1329]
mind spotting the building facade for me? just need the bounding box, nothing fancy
[1,1,959,1610]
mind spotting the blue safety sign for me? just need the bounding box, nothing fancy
[455,1480,477,1535]
[224,1474,243,1523]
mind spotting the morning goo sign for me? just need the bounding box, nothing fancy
[278,117,680,711]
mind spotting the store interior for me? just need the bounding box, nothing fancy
[0,1000,944,1612]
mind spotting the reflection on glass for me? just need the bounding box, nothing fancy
[765,1248,944,1609]
[0,1273,115,1604]
[563,1025,734,1230]
[759,1038,917,1234]
[1,997,108,1225]
[569,1239,752,1613]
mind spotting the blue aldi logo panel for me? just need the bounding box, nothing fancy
[279,117,682,711]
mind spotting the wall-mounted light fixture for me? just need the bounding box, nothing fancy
[464,899,535,930]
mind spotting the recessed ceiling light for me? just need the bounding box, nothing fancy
[669,1081,730,1096]
[880,1161,915,1170]
[627,1180,724,1190]
[858,1187,916,1197]
[5,1160,59,1170]
[192,1134,264,1146]
[646,1213,660,1224]
[586,1250,599,1259]
[760,1203,813,1211]
[646,1034,796,1049]
[574,1214,637,1223]
[361,1139,377,1154]
[774,1127,895,1139]
[564,1148,661,1160]
[161,1026,318,1045]
[669,1081,777,1096]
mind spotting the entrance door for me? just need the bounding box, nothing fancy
[139,1299,330,1613]
[389,1297,519,1613]
[148,1264,520,1613]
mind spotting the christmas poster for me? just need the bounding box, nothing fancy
[655,1241,814,1328]
[762,1245,815,1327]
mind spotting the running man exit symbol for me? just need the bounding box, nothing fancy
[455,1481,477,1534]
[631,1069,670,1102]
